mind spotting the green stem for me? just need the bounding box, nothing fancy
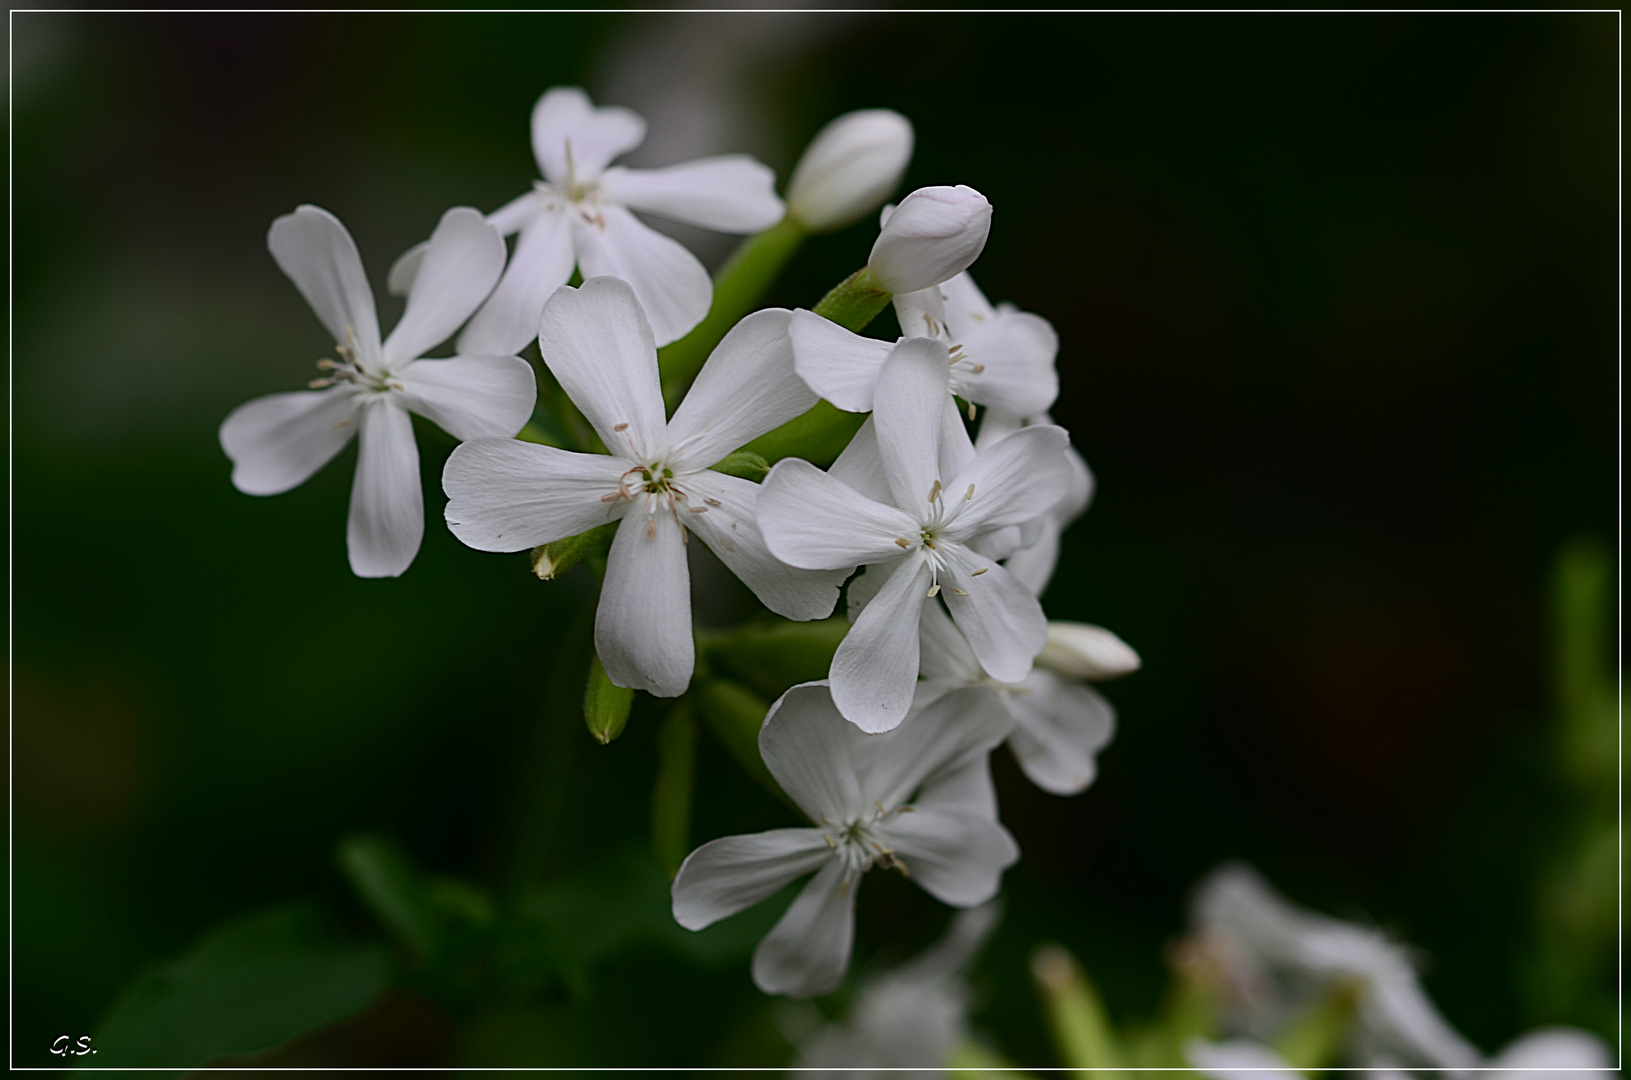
[658,217,806,408]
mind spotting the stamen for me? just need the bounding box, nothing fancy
[839,878,851,897]
[316,358,337,370]
[965,484,976,501]
[689,505,708,514]
[703,498,722,508]
[601,492,620,503]
[971,567,988,576]
[874,800,886,816]
[927,583,941,598]
[333,419,351,430]
[680,524,689,544]
[949,587,969,596]
[971,363,985,373]
[928,479,942,503]
[646,519,656,540]
[968,401,978,421]
[614,422,629,432]
[823,834,836,849]
[308,378,334,389]
[895,537,910,548]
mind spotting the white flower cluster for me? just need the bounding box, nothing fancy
[218,88,1139,1000]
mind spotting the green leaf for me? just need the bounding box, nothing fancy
[707,449,771,481]
[704,617,848,700]
[584,653,634,744]
[1031,943,1126,1076]
[743,399,867,467]
[335,834,442,964]
[84,904,393,1073]
[651,705,698,878]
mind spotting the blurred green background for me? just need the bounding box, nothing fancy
[11,11,1617,1070]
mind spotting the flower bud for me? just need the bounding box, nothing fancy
[1036,622,1141,681]
[786,109,914,233]
[866,185,992,294]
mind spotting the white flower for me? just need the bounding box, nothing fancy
[786,109,914,233]
[442,277,844,697]
[670,681,1017,999]
[849,572,1118,796]
[867,185,992,295]
[790,901,1000,1075]
[219,205,536,578]
[1191,863,1482,1070]
[1187,1027,1612,1078]
[390,86,785,355]
[789,270,1059,423]
[758,338,1074,732]
[975,407,1094,597]
[1037,622,1141,681]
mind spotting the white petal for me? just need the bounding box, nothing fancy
[1002,518,1062,597]
[595,510,693,697]
[758,682,868,823]
[938,271,996,329]
[346,399,423,578]
[857,684,1012,810]
[671,828,832,930]
[220,386,361,496]
[383,207,506,367]
[945,424,1073,539]
[758,458,919,570]
[1036,622,1141,681]
[973,407,1024,450]
[941,554,1047,684]
[830,559,930,732]
[530,86,645,184]
[396,355,537,442]
[891,282,950,343]
[1364,970,1483,1070]
[683,470,844,621]
[955,311,1059,416]
[938,394,977,483]
[872,338,955,510]
[1488,1028,1613,1074]
[785,109,913,233]
[442,439,627,552]
[867,185,993,295]
[752,858,857,998]
[827,416,893,504]
[668,309,816,472]
[486,190,543,237]
[789,308,895,413]
[1005,671,1116,796]
[917,753,998,820]
[385,240,429,298]
[1186,1038,1294,1080]
[917,592,982,683]
[535,276,668,456]
[599,156,785,233]
[267,204,382,362]
[573,204,711,347]
[884,806,1017,907]
[457,205,576,358]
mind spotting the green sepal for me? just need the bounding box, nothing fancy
[584,653,634,745]
[811,265,892,332]
[703,616,849,700]
[692,677,796,811]
[707,449,771,481]
[651,704,698,878]
[1031,943,1127,1076]
[530,521,616,582]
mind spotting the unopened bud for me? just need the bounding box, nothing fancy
[786,109,914,233]
[866,185,991,294]
[1036,622,1141,681]
[529,522,613,581]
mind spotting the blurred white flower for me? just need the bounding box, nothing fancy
[789,270,1059,422]
[1187,1037,1302,1080]
[867,185,992,294]
[758,339,1073,732]
[790,902,1000,1075]
[442,277,843,697]
[390,86,785,354]
[1186,1026,1612,1079]
[1191,863,1482,1070]
[849,571,1119,796]
[671,682,1017,998]
[220,205,535,578]
[1037,622,1141,681]
[786,109,914,233]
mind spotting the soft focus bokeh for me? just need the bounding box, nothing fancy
[12,11,1617,1069]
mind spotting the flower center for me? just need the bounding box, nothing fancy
[600,453,720,542]
[821,801,913,887]
[893,479,990,598]
[306,326,398,394]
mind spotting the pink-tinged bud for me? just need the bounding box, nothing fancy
[787,110,914,233]
[1036,622,1141,681]
[866,185,992,294]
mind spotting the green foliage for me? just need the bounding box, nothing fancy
[743,400,867,467]
[337,835,445,965]
[707,449,771,481]
[83,905,393,1073]
[584,654,634,745]
[652,705,699,878]
[1270,983,1358,1071]
[1030,944,1127,1076]
[692,677,794,810]
[702,616,849,701]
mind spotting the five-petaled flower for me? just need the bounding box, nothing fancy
[442,276,845,698]
[670,681,1018,998]
[219,205,536,578]
[392,86,785,356]
[757,337,1074,731]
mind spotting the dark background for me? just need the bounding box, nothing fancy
[11,11,1618,1068]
